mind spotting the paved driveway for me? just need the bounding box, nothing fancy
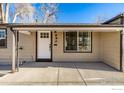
[0,62,124,85]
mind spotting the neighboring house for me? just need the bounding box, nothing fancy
[0,13,124,72]
[103,13,124,24]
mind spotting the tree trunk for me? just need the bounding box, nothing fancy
[0,4,2,22]
[43,13,49,23]
[1,4,5,22]
[12,12,20,23]
[5,4,9,23]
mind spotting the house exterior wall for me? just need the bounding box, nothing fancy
[106,18,121,24]
[100,32,120,70]
[52,32,101,62]
[52,31,121,70]
[18,32,36,62]
[0,27,13,64]
[0,27,121,71]
[0,27,36,64]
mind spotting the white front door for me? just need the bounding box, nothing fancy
[37,31,51,61]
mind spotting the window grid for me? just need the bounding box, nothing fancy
[0,29,7,48]
[64,31,92,53]
[40,32,49,38]
[0,31,6,39]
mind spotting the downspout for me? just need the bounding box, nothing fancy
[120,15,124,72]
[16,30,19,72]
[120,30,123,71]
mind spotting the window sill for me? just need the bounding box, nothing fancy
[64,51,92,53]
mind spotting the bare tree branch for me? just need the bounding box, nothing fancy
[12,3,34,23]
[0,3,35,23]
[95,15,108,24]
[41,3,58,23]
[12,12,20,23]
[0,3,58,23]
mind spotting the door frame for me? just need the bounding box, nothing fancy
[36,31,52,62]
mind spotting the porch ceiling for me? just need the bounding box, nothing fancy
[12,27,122,32]
[9,23,124,32]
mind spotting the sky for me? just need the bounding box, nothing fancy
[9,3,124,23]
[57,3,124,23]
[33,3,124,23]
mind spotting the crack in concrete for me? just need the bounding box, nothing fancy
[73,63,87,86]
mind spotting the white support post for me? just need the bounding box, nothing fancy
[12,30,16,73]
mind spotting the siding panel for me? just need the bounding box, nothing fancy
[100,32,120,70]
[0,28,36,64]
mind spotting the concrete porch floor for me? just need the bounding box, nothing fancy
[0,62,124,85]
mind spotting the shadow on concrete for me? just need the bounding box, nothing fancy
[0,73,5,77]
[0,64,11,70]
[20,62,118,72]
[0,64,11,77]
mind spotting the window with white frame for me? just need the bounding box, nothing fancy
[64,32,92,52]
[0,29,7,48]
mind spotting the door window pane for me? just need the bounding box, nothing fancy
[40,32,49,38]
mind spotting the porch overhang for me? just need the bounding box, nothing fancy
[6,23,124,73]
[9,24,124,32]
